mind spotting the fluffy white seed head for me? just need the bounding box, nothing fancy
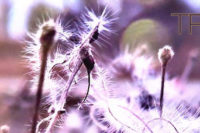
[158,45,174,66]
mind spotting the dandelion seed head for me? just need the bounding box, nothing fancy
[158,45,174,65]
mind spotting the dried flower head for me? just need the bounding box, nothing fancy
[34,20,59,47]
[158,45,174,66]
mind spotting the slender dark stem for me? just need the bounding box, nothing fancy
[31,48,48,133]
[159,64,166,118]
[142,118,179,133]
[82,70,91,103]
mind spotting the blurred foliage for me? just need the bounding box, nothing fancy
[121,19,170,54]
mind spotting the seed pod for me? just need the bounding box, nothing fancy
[80,47,95,72]
[80,47,95,103]
[58,109,66,115]
[40,25,56,47]
[89,29,99,44]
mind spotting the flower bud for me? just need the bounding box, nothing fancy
[80,47,95,72]
[40,24,56,47]
[158,45,174,66]
[89,29,99,44]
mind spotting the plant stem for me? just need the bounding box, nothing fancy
[31,48,49,133]
[119,106,153,133]
[44,111,59,133]
[44,59,83,133]
[142,118,179,133]
[159,64,166,118]
[43,21,99,133]
[62,59,83,107]
[81,70,91,103]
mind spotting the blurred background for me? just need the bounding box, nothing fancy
[0,0,200,132]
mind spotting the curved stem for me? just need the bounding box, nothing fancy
[89,106,108,131]
[95,65,153,133]
[44,112,59,133]
[81,71,91,103]
[44,60,82,133]
[142,118,179,133]
[118,105,153,133]
[107,106,137,132]
[36,115,52,133]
